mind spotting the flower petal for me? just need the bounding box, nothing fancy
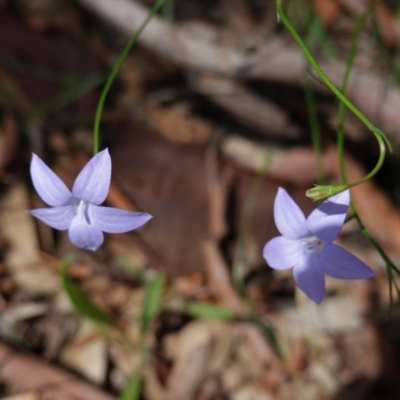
[72,149,111,205]
[293,255,325,304]
[90,205,152,233]
[29,206,75,230]
[263,236,303,270]
[307,190,350,243]
[320,244,375,279]
[30,154,72,206]
[68,216,104,251]
[274,188,309,240]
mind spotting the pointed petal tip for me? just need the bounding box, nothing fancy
[30,154,72,207]
[321,244,375,280]
[293,257,326,304]
[28,205,75,230]
[90,206,152,233]
[143,213,153,222]
[305,289,325,305]
[263,236,302,270]
[332,188,350,204]
[72,149,112,204]
[307,190,350,243]
[95,147,111,160]
[314,297,324,305]
[68,217,104,251]
[274,187,308,240]
[95,148,111,162]
[277,186,286,195]
[366,269,375,278]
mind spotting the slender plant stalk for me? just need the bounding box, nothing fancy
[276,2,379,133]
[337,6,373,184]
[335,4,400,304]
[276,1,390,194]
[304,73,324,184]
[93,0,166,154]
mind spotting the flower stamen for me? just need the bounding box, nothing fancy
[77,200,91,224]
[301,235,323,255]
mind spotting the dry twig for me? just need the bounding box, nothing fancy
[76,0,400,140]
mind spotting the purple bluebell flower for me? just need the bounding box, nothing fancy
[29,149,152,251]
[263,188,374,304]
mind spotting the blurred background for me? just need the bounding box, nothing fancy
[1,0,400,399]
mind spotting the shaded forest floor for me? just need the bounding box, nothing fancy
[1,0,400,399]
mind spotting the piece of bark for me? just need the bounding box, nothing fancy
[220,0,253,35]
[188,74,301,139]
[0,342,116,400]
[314,0,341,24]
[202,239,246,314]
[221,135,335,185]
[164,323,215,400]
[111,123,212,276]
[338,0,367,15]
[375,1,398,49]
[142,102,214,144]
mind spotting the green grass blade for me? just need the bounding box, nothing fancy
[120,368,142,400]
[186,302,236,320]
[252,316,282,358]
[140,273,165,333]
[60,258,114,327]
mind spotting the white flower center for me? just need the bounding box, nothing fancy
[76,199,92,224]
[301,235,323,255]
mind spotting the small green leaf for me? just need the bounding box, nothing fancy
[186,302,236,320]
[60,258,114,326]
[120,367,142,400]
[140,273,165,333]
[252,316,282,358]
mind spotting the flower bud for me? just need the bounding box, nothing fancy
[306,184,348,201]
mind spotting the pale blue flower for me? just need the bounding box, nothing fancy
[29,149,152,251]
[263,188,374,304]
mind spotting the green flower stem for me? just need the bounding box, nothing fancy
[337,8,371,184]
[93,0,166,154]
[357,214,400,310]
[304,73,324,185]
[358,219,400,277]
[277,2,373,130]
[276,1,390,191]
[344,137,386,188]
[333,5,400,305]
